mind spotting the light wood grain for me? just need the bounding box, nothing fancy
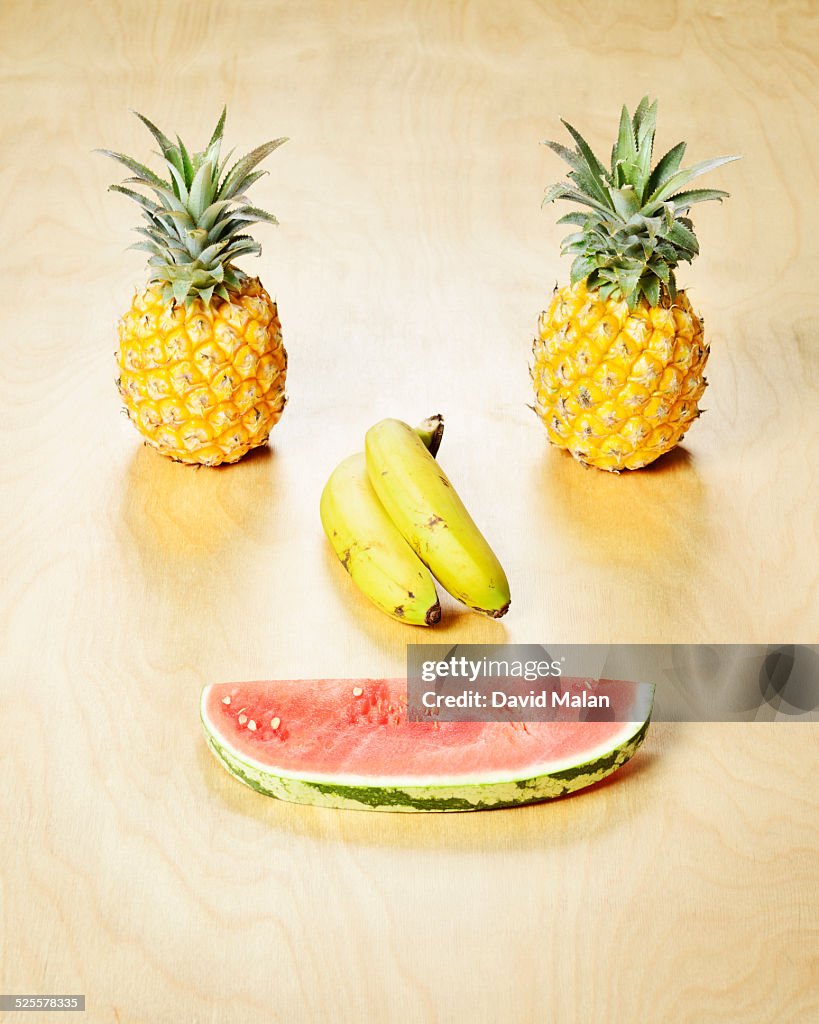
[1,0,818,1021]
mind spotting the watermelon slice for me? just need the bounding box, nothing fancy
[201,678,653,812]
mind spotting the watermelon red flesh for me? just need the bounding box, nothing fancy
[202,677,650,783]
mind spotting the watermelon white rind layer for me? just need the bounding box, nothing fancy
[200,680,653,813]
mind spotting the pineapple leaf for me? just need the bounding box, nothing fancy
[165,242,193,261]
[231,205,280,226]
[619,275,642,309]
[197,199,234,231]
[188,159,213,221]
[133,225,168,245]
[98,150,166,187]
[570,254,599,285]
[207,107,227,152]
[668,269,678,298]
[145,183,189,216]
[205,217,248,243]
[561,231,586,249]
[223,266,243,288]
[644,142,687,202]
[644,156,739,213]
[543,140,612,209]
[132,112,175,161]
[108,184,160,214]
[166,162,189,203]
[666,220,699,255]
[556,211,590,227]
[161,145,186,181]
[623,213,661,239]
[543,182,612,216]
[218,138,288,200]
[542,182,572,205]
[610,185,641,220]
[172,278,191,304]
[184,227,208,256]
[542,139,582,169]
[631,96,652,137]
[146,210,181,238]
[642,273,661,307]
[560,119,609,185]
[222,239,262,261]
[634,99,657,184]
[165,208,196,228]
[215,145,236,183]
[668,187,730,209]
[176,136,194,186]
[228,170,267,195]
[189,268,222,288]
[616,105,638,185]
[197,239,231,265]
[128,240,165,257]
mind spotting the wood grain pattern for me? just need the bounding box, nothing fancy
[1,0,817,1021]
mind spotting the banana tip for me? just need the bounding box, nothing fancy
[487,600,511,620]
[425,603,442,626]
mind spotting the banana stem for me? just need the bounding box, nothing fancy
[415,414,445,457]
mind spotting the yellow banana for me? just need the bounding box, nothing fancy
[320,418,444,626]
[365,418,510,618]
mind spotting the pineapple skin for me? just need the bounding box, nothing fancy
[531,280,708,472]
[116,277,287,466]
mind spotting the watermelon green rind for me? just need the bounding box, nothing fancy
[201,685,652,813]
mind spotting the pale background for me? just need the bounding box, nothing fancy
[1,0,818,1021]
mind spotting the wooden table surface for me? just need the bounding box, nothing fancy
[2,1,818,1021]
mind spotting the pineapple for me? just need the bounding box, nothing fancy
[531,98,737,471]
[102,110,288,466]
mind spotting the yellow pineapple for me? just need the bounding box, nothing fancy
[532,98,737,471]
[102,110,288,465]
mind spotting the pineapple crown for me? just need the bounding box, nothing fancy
[99,109,286,306]
[543,97,738,307]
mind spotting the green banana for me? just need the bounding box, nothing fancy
[320,417,444,626]
[365,418,510,618]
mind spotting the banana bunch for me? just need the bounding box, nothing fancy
[320,416,510,625]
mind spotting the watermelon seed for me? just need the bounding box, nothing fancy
[238,714,248,725]
[353,686,363,697]
[271,717,281,730]
[247,720,257,731]
[222,696,231,705]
